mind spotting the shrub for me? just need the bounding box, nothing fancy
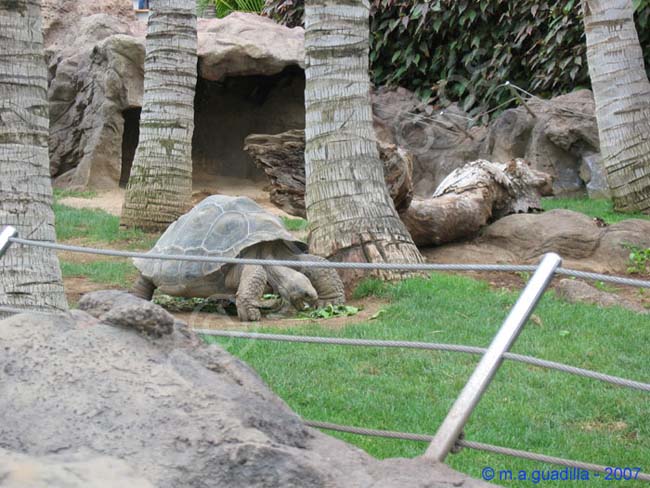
[264,0,650,116]
[199,0,265,18]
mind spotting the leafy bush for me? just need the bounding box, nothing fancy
[199,0,264,17]
[216,0,265,17]
[264,0,650,116]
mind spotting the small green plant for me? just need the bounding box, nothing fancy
[215,0,264,18]
[281,217,309,232]
[352,278,389,299]
[516,271,532,282]
[624,243,650,275]
[154,295,230,313]
[53,189,98,200]
[299,304,361,320]
[593,280,617,293]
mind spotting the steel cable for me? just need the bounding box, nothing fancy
[8,237,650,288]
[304,421,650,481]
[196,330,650,392]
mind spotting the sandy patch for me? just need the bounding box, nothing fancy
[58,178,297,220]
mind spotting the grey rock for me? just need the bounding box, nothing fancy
[0,448,154,488]
[556,279,648,314]
[78,290,174,336]
[372,86,487,196]
[197,13,304,81]
[425,209,650,275]
[49,33,145,188]
[371,87,603,197]
[482,90,601,196]
[42,0,137,49]
[0,313,496,487]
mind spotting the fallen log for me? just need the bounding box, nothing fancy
[244,130,552,247]
[401,159,553,246]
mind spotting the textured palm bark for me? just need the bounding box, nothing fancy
[121,0,197,231]
[304,0,424,281]
[244,130,414,218]
[0,0,68,314]
[583,0,650,213]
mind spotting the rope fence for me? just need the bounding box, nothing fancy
[196,330,650,393]
[8,236,650,288]
[302,421,650,481]
[1,229,648,480]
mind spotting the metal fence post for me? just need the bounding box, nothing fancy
[0,226,17,258]
[424,252,562,463]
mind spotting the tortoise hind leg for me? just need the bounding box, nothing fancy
[132,273,156,301]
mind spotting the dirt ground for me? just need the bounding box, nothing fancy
[57,179,650,322]
[176,297,389,331]
[58,177,293,218]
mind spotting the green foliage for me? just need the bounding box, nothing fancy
[53,189,98,199]
[154,295,229,313]
[263,0,303,26]
[624,244,650,275]
[214,0,264,17]
[541,197,650,224]
[203,273,650,482]
[264,0,650,116]
[60,260,137,288]
[54,202,158,250]
[352,278,389,299]
[281,216,309,231]
[299,304,360,319]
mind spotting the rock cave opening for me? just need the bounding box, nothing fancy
[119,65,306,192]
[192,66,306,190]
[120,107,141,188]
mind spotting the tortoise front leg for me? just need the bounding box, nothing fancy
[297,254,345,307]
[236,265,267,322]
[132,272,156,301]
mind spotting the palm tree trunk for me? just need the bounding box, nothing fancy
[121,0,197,231]
[304,0,423,280]
[0,0,68,314]
[583,0,650,213]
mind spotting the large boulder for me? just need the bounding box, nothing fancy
[372,87,604,198]
[0,449,154,488]
[0,311,494,487]
[42,0,137,49]
[425,209,650,274]
[197,13,304,81]
[481,90,604,197]
[49,33,145,187]
[372,87,487,196]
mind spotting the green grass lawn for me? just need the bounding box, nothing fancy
[542,197,650,224]
[52,194,650,485]
[60,260,138,288]
[204,275,650,487]
[53,191,159,292]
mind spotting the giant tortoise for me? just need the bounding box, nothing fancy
[132,195,345,321]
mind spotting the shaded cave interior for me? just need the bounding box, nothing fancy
[119,66,305,189]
